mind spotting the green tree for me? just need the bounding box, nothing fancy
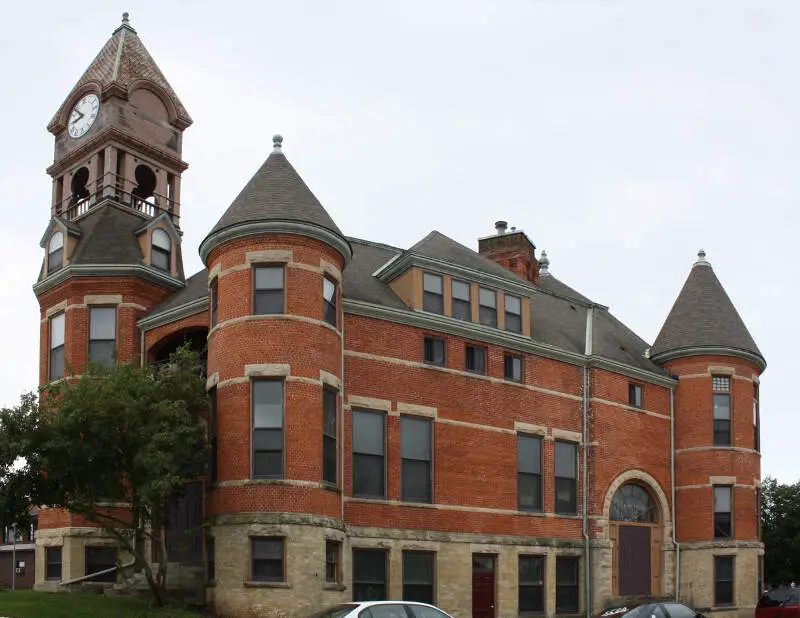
[0,345,209,605]
[762,475,800,587]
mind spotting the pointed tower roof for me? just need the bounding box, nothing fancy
[48,13,191,132]
[199,135,351,264]
[650,250,765,370]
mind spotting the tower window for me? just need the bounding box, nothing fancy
[253,266,284,315]
[88,307,116,368]
[451,279,471,321]
[423,273,444,314]
[47,232,64,274]
[151,229,171,271]
[132,164,158,212]
[478,288,497,327]
[504,294,522,333]
[210,279,218,328]
[714,556,734,606]
[49,313,66,381]
[323,277,337,327]
[753,382,760,452]
[712,375,732,446]
[714,485,732,539]
[69,167,90,216]
[251,538,284,582]
[323,388,338,485]
[252,380,284,479]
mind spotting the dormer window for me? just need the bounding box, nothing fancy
[504,294,522,333]
[451,280,471,321]
[422,273,444,314]
[478,288,497,327]
[48,232,64,274]
[151,229,171,271]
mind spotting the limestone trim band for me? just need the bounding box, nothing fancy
[214,478,339,492]
[44,299,148,320]
[348,524,588,548]
[675,446,759,455]
[589,397,670,421]
[677,372,757,383]
[676,483,757,491]
[345,496,583,520]
[209,254,343,285]
[209,313,341,339]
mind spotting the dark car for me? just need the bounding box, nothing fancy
[757,587,800,618]
[597,601,704,618]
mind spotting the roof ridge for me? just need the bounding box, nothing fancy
[346,236,404,253]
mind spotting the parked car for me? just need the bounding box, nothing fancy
[757,587,800,618]
[308,601,453,618]
[597,601,705,618]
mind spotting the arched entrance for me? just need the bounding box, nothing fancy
[610,483,661,597]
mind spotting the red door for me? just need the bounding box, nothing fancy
[618,525,651,596]
[472,554,496,618]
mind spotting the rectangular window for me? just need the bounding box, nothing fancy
[556,556,579,614]
[352,410,385,499]
[519,555,545,615]
[452,279,471,321]
[403,550,435,604]
[325,540,341,584]
[518,435,543,512]
[253,266,284,315]
[423,336,445,366]
[323,277,337,327]
[713,375,732,446]
[756,487,762,540]
[49,313,66,381]
[423,273,444,314]
[353,548,387,601]
[252,380,284,479]
[714,486,732,539]
[45,546,62,580]
[323,388,338,485]
[401,416,432,503]
[753,382,760,452]
[210,279,218,327]
[505,294,522,333]
[478,288,497,327]
[628,384,643,408]
[85,546,117,583]
[251,538,284,582]
[88,307,116,368]
[714,555,734,606]
[504,354,522,382]
[465,345,487,375]
[555,441,578,514]
[209,386,218,482]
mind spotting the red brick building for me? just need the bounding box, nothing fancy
[32,15,765,618]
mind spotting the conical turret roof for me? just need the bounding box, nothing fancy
[48,13,191,132]
[199,136,351,264]
[651,251,765,369]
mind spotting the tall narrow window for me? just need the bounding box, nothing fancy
[423,336,445,366]
[465,345,486,375]
[209,386,218,483]
[47,232,64,274]
[714,555,734,606]
[753,382,760,452]
[452,279,471,321]
[45,546,62,580]
[252,381,283,479]
[555,556,579,614]
[85,546,117,583]
[518,434,542,512]
[88,307,116,367]
[353,548,387,601]
[478,288,497,327]
[714,486,732,539]
[253,266,284,315]
[505,294,522,333]
[323,278,337,327]
[712,375,732,446]
[403,551,435,604]
[325,540,341,584]
[519,555,545,615]
[423,273,444,314]
[756,487,761,540]
[628,384,643,408]
[251,538,284,582]
[352,410,385,499]
[401,416,432,503]
[555,441,578,514]
[151,228,171,271]
[504,354,522,382]
[323,388,338,485]
[210,279,218,328]
[49,313,65,381]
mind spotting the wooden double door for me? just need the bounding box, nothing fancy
[611,522,662,597]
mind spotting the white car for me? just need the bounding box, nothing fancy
[308,601,454,618]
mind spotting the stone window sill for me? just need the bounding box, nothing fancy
[244,581,291,589]
[324,583,346,591]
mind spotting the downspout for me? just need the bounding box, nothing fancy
[340,307,345,524]
[670,387,680,601]
[583,307,594,618]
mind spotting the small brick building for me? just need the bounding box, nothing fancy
[31,15,765,618]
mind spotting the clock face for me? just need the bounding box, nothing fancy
[68,93,100,139]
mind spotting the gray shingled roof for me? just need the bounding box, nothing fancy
[150,269,209,315]
[205,149,345,241]
[342,239,406,308]
[49,17,191,130]
[651,259,762,362]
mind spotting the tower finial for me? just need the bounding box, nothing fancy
[272,134,283,153]
[122,12,130,25]
[539,250,550,276]
[694,248,710,267]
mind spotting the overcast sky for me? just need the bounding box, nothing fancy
[1,1,796,483]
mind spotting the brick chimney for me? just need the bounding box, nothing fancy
[477,220,541,284]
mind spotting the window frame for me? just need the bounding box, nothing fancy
[325,540,342,585]
[518,434,543,513]
[504,293,522,333]
[628,383,643,409]
[209,386,218,483]
[422,273,444,315]
[504,353,523,382]
[322,387,338,486]
[323,276,338,327]
[519,554,546,615]
[402,550,436,604]
[451,279,471,321]
[555,555,580,614]
[49,312,66,382]
[87,306,117,368]
[714,555,735,606]
[465,344,487,375]
[713,485,733,539]
[251,379,284,479]
[423,336,446,367]
[252,264,285,315]
[47,231,64,274]
[150,228,171,272]
[85,546,117,583]
[712,375,732,447]
[401,415,433,504]
[352,547,388,602]
[554,441,578,515]
[478,287,498,327]
[45,546,62,580]
[250,537,285,583]
[352,409,387,499]
[753,382,760,452]
[210,278,218,327]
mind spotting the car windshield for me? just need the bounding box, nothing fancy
[308,604,360,618]
[760,590,800,607]
[599,605,653,618]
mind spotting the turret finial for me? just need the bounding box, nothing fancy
[539,250,550,276]
[272,134,283,153]
[122,12,130,25]
[694,249,711,267]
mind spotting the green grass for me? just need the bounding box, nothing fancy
[0,590,200,618]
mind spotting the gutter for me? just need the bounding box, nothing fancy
[670,387,681,601]
[583,306,594,618]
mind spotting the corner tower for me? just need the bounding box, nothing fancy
[651,251,765,611]
[200,136,351,616]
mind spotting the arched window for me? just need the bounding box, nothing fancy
[610,483,656,523]
[151,229,171,271]
[48,232,64,274]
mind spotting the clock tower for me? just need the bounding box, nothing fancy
[33,14,193,586]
